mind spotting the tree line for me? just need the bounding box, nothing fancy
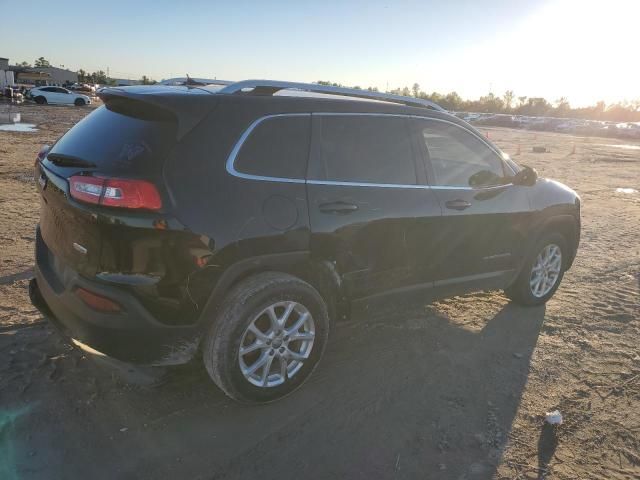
[317,81,640,123]
[9,59,638,122]
[13,57,157,86]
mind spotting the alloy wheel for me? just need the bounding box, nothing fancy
[238,301,315,388]
[529,244,562,298]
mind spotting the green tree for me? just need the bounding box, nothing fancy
[503,90,515,111]
[77,69,87,82]
[34,57,51,68]
[14,61,31,68]
[555,97,570,116]
[412,83,421,98]
[443,91,463,111]
[140,75,157,85]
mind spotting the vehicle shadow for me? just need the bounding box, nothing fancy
[14,296,546,480]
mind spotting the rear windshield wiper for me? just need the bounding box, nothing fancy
[46,153,96,168]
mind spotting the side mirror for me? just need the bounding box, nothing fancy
[512,165,538,186]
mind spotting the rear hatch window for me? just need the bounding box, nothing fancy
[45,103,177,175]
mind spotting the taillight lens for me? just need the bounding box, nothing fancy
[37,144,50,161]
[69,176,162,211]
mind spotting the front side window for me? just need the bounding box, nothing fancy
[234,115,310,180]
[417,120,506,187]
[309,115,417,185]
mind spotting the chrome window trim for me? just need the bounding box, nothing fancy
[225,113,309,184]
[226,112,515,189]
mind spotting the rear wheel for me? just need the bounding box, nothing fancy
[202,272,330,403]
[505,232,567,306]
[34,96,47,105]
[74,98,86,106]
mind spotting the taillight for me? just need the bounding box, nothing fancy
[69,176,162,211]
[37,144,50,160]
[75,287,122,313]
[35,144,50,168]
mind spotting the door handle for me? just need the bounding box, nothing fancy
[318,201,359,214]
[445,199,472,211]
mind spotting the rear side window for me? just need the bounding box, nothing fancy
[416,120,506,187]
[309,115,416,185]
[47,105,177,174]
[234,115,310,180]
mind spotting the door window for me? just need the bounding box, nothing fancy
[309,115,417,185]
[416,120,506,187]
[234,115,310,180]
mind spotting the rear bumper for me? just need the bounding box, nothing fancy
[31,231,202,366]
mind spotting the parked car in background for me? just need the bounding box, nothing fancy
[1,85,24,101]
[28,86,91,106]
[30,80,580,403]
[69,83,96,93]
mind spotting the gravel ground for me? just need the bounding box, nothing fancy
[0,102,638,480]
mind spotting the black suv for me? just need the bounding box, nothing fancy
[30,80,580,403]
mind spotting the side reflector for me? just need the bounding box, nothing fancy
[75,288,122,313]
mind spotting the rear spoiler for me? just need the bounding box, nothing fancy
[97,86,219,140]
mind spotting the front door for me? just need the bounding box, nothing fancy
[410,118,531,290]
[307,114,441,299]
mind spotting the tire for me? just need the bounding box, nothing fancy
[34,96,47,105]
[202,272,330,403]
[74,98,86,106]
[505,232,568,306]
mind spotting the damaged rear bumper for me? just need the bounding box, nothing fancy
[29,265,202,367]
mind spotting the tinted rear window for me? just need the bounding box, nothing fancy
[48,105,177,174]
[234,115,310,180]
[309,115,417,185]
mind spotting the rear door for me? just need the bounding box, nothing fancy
[39,87,59,103]
[307,114,440,299]
[410,118,531,289]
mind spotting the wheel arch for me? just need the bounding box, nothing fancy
[533,214,580,269]
[196,252,346,330]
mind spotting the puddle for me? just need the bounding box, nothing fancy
[0,123,38,132]
[0,111,38,132]
[615,188,638,194]
[595,144,640,150]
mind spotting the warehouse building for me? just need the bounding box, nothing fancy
[0,56,78,86]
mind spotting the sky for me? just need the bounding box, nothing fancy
[3,0,638,107]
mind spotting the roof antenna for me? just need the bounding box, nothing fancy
[185,74,203,86]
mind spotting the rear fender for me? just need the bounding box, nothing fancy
[195,252,347,331]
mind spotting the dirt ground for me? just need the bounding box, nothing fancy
[1,102,638,480]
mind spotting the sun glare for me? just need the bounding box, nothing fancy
[503,0,640,105]
[423,0,639,107]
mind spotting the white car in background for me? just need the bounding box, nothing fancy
[29,86,91,106]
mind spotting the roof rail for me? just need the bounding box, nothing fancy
[216,80,447,112]
[157,77,234,86]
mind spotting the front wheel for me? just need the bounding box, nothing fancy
[74,98,86,106]
[202,272,330,403]
[505,232,567,306]
[34,96,47,105]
